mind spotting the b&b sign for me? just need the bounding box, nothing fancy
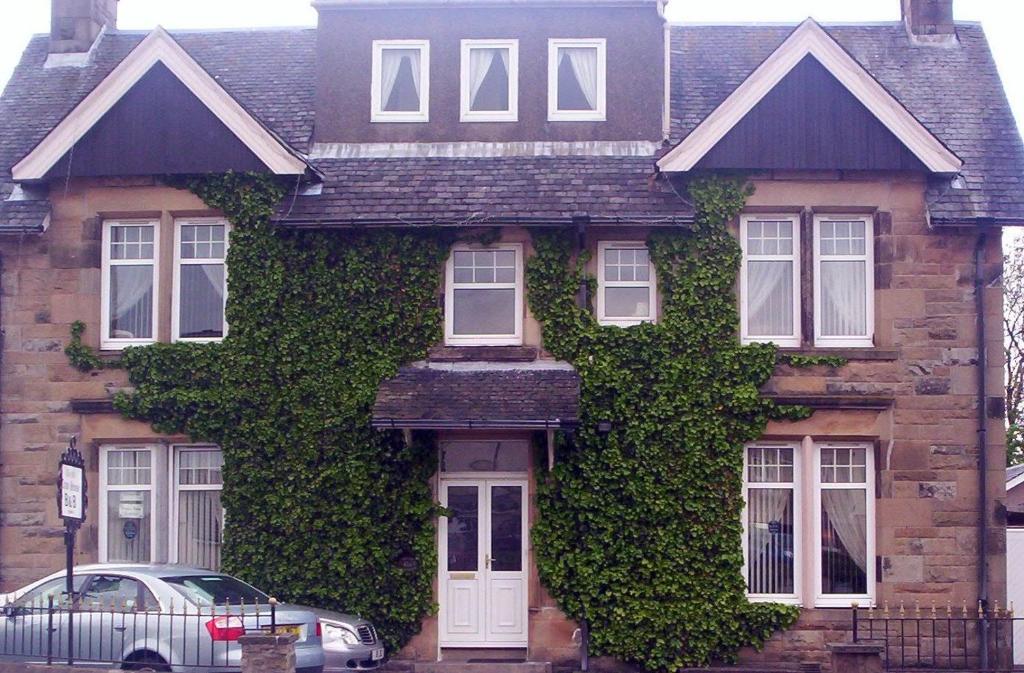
[57,436,87,530]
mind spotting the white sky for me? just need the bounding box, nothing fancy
[1,0,1023,133]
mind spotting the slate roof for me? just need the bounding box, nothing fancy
[1,20,1023,230]
[1009,464,1024,485]
[372,365,580,428]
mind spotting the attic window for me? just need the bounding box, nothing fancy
[548,38,606,122]
[461,39,518,122]
[372,40,430,122]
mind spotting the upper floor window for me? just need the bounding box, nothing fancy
[445,244,523,346]
[371,40,430,123]
[740,215,800,348]
[461,40,518,122]
[596,241,656,326]
[101,220,158,350]
[173,219,229,342]
[548,38,606,122]
[814,216,874,347]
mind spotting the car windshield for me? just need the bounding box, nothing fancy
[161,575,269,607]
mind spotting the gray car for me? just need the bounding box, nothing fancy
[304,607,385,671]
[0,564,325,673]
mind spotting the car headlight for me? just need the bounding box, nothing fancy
[322,623,360,646]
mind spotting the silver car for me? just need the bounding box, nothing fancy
[0,564,325,673]
[306,608,385,671]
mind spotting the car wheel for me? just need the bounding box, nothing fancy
[124,651,171,672]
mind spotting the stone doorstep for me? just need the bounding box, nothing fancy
[400,663,553,673]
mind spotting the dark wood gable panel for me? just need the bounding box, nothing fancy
[694,55,928,172]
[46,61,269,178]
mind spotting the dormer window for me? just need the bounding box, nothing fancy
[461,39,518,122]
[548,38,606,121]
[371,40,430,122]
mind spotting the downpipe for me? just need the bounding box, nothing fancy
[974,231,990,669]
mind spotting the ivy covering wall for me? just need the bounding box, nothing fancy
[527,177,802,671]
[85,173,452,650]
[67,172,813,670]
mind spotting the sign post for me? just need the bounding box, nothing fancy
[57,436,86,665]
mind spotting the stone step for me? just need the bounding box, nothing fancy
[411,662,553,673]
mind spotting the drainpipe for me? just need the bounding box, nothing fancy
[974,231,989,669]
[574,215,589,310]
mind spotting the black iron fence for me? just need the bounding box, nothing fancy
[852,602,1022,672]
[0,595,280,670]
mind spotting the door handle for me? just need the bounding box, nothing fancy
[485,554,491,569]
[114,627,127,633]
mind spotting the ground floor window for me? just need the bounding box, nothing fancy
[99,444,224,570]
[742,438,875,607]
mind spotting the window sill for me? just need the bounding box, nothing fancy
[429,345,538,362]
[779,348,898,361]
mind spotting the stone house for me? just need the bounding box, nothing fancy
[0,0,1019,670]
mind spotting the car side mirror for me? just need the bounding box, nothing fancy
[2,605,19,619]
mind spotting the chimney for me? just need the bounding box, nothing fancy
[901,0,955,42]
[50,0,117,54]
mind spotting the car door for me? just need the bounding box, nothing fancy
[75,574,160,665]
[0,576,85,662]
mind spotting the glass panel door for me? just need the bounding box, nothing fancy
[446,485,480,572]
[442,483,484,642]
[489,485,522,572]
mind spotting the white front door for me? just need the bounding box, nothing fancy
[439,479,528,647]
[1008,527,1024,666]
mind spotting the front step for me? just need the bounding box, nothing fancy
[411,663,552,673]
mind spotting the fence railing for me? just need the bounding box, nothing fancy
[851,601,1022,672]
[0,594,280,670]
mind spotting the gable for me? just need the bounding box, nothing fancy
[658,19,962,175]
[695,55,927,172]
[12,28,308,181]
[46,62,267,178]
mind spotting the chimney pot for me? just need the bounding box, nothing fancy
[50,0,117,54]
[902,0,955,40]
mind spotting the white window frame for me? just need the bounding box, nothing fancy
[547,38,607,122]
[371,39,430,123]
[100,220,160,350]
[460,39,519,123]
[168,445,225,569]
[813,441,876,608]
[813,215,874,348]
[596,241,657,327]
[98,445,160,564]
[172,218,230,343]
[444,243,524,346]
[742,442,802,605]
[739,214,801,347]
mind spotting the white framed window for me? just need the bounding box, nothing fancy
[170,447,224,571]
[99,446,158,564]
[101,220,159,350]
[460,39,518,122]
[814,442,875,607]
[371,40,430,123]
[445,244,523,346]
[548,38,606,121]
[742,443,801,604]
[814,216,874,347]
[740,215,801,347]
[173,219,229,342]
[596,241,656,326]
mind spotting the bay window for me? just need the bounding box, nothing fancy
[548,39,606,121]
[445,244,523,345]
[740,215,800,347]
[372,40,429,122]
[100,444,224,571]
[597,241,656,326]
[173,219,229,342]
[101,221,158,349]
[814,216,874,347]
[461,40,518,122]
[742,439,875,607]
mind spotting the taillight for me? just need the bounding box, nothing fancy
[316,621,323,638]
[205,615,245,641]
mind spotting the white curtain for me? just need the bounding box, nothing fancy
[562,47,598,110]
[820,261,867,336]
[110,265,153,338]
[380,50,404,110]
[747,488,793,594]
[469,48,497,109]
[822,489,868,573]
[746,260,793,337]
[407,51,421,100]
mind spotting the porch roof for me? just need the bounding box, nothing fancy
[372,362,580,430]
